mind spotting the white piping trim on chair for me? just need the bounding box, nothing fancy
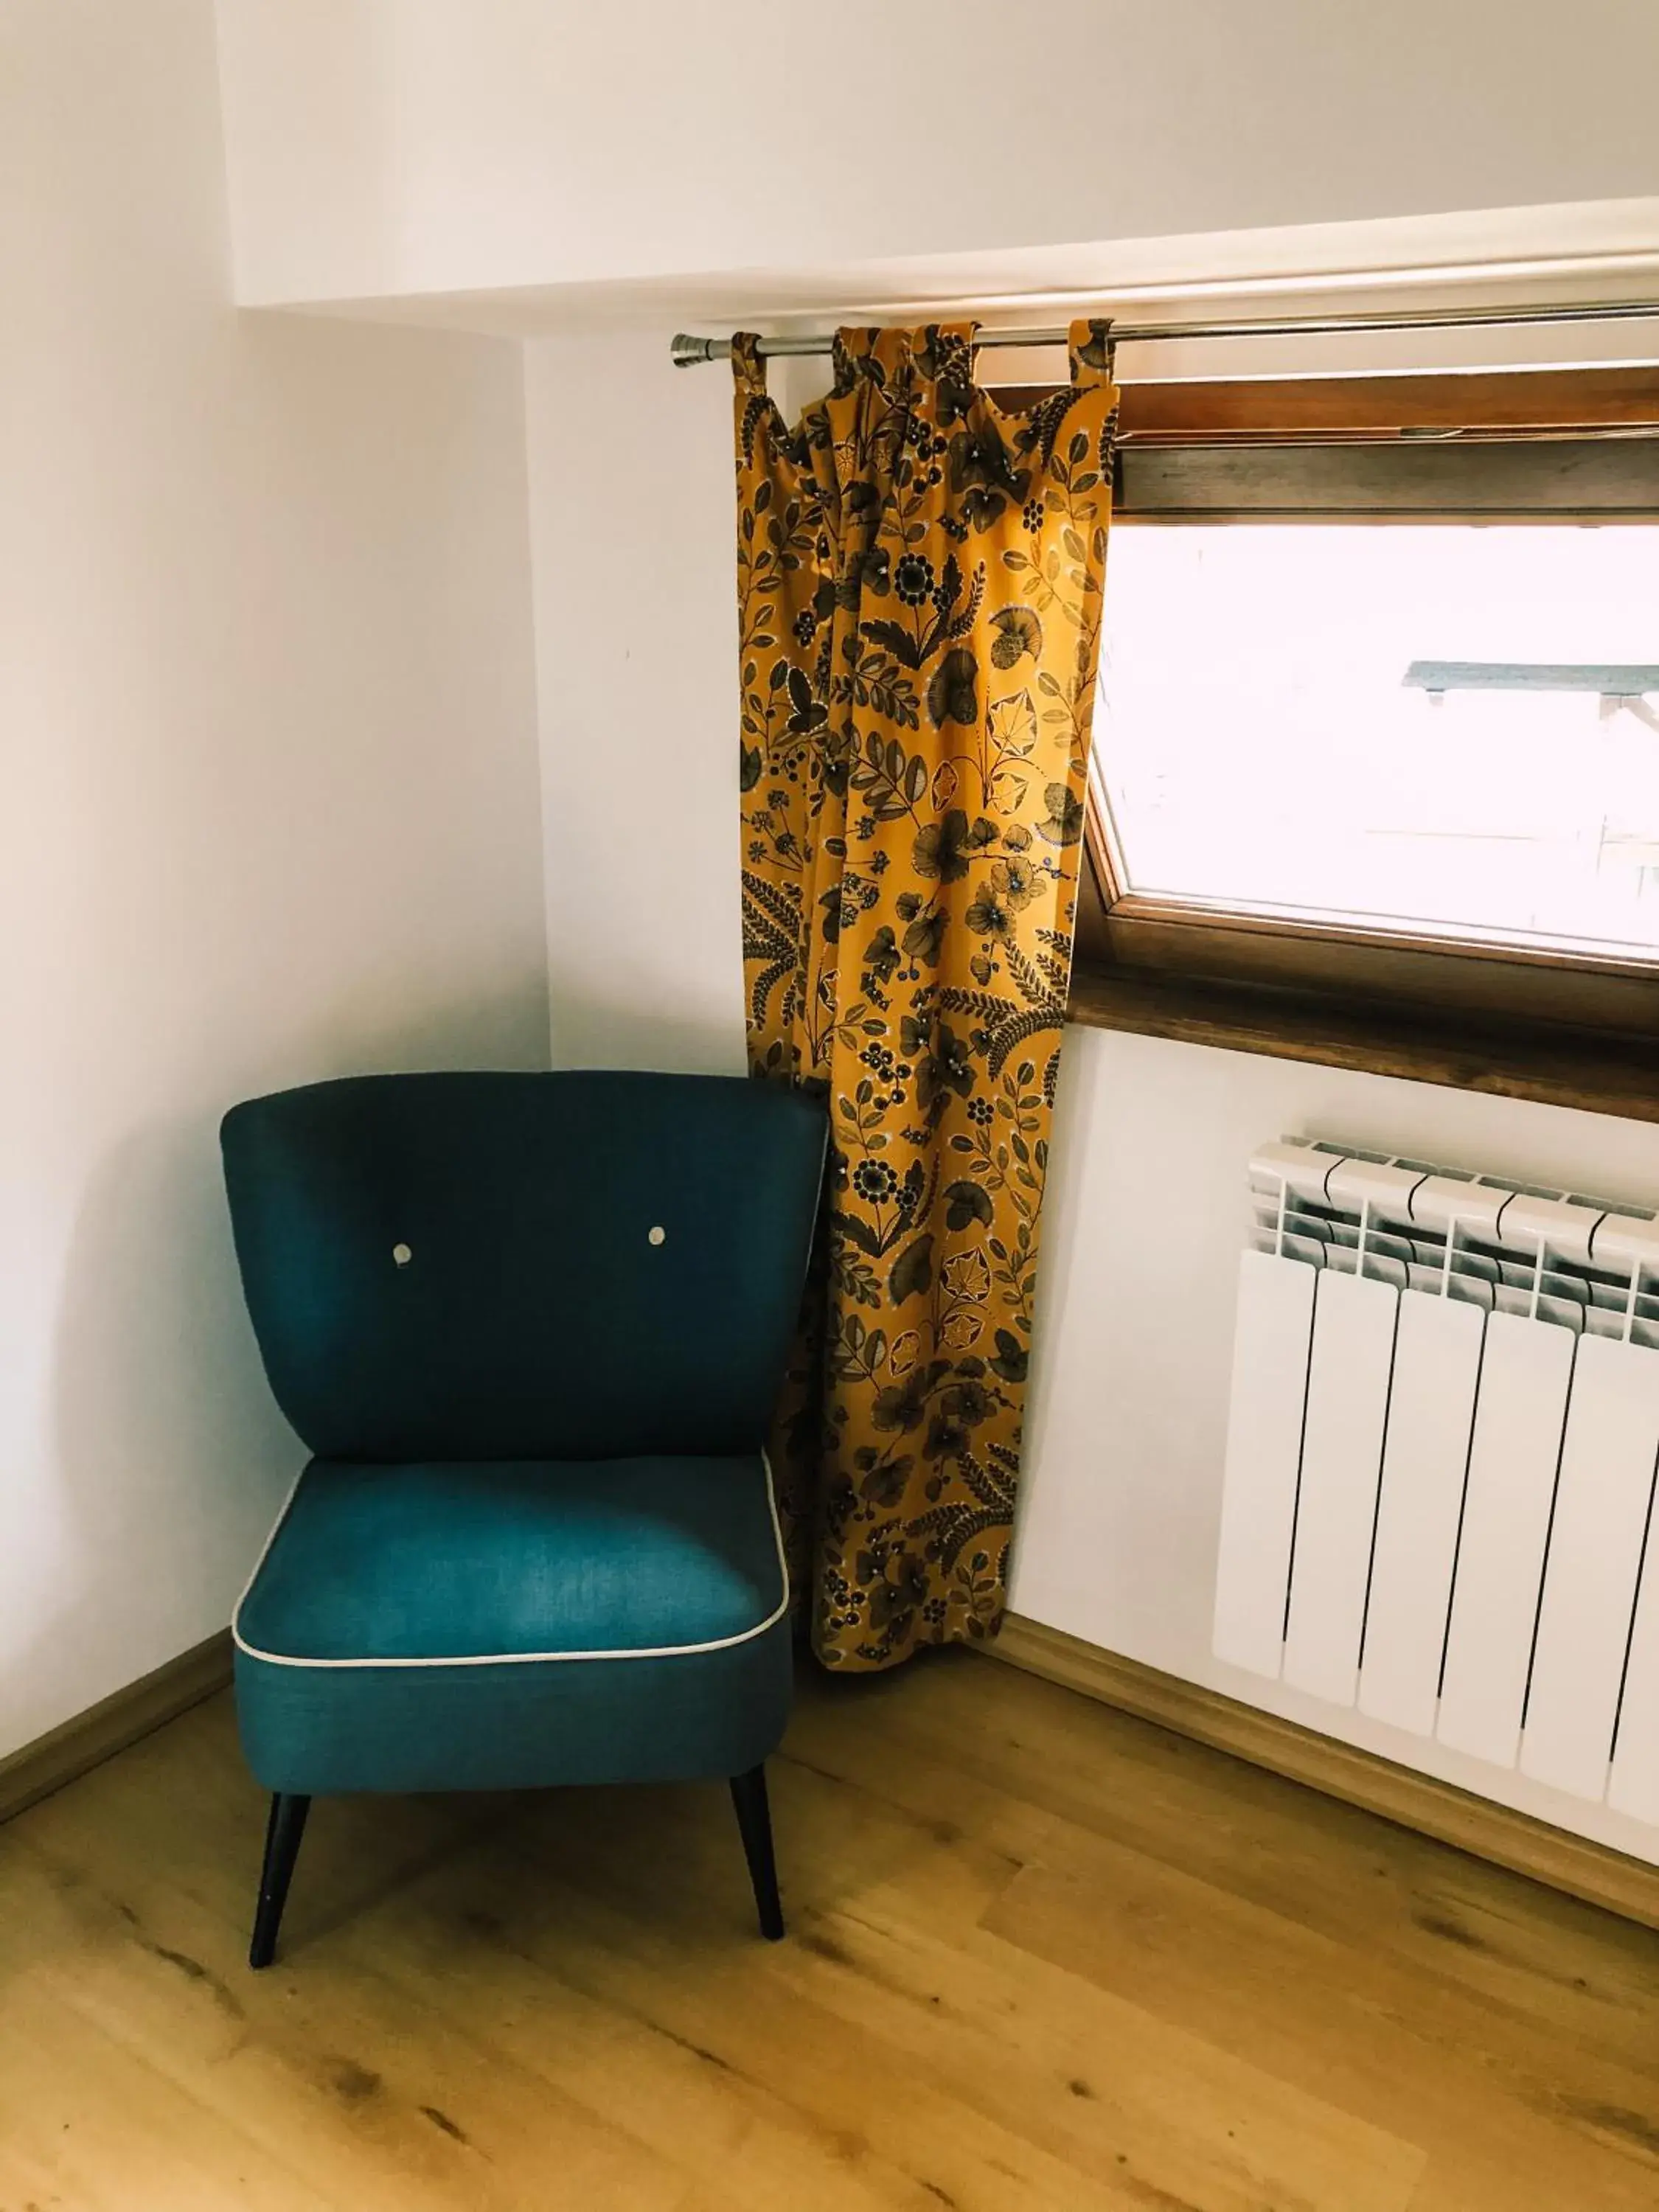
[231,1453,791,1670]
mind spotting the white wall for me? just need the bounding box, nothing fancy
[1014,1032,1659,1865]
[215,0,1659,310]
[524,332,748,1074]
[0,0,549,1759]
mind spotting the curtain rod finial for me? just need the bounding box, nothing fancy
[672,333,723,368]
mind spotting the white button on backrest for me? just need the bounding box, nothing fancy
[392,1242,413,1266]
[647,1225,666,1247]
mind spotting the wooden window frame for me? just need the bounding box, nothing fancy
[998,366,1659,1116]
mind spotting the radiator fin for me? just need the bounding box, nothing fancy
[1435,1313,1576,1767]
[1214,1249,1315,1681]
[1357,1290,1485,1737]
[1283,1269,1398,1708]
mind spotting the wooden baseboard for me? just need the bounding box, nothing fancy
[0,1631,233,1827]
[989,1613,1659,1933]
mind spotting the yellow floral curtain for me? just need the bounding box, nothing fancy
[734,320,1118,1669]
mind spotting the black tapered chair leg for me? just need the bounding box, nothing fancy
[249,1792,310,1969]
[728,1763,785,1941]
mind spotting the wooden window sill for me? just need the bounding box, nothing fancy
[1066,958,1659,1124]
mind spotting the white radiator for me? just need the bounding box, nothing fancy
[1214,1137,1659,1823]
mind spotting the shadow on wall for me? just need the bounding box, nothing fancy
[546,980,748,1079]
[6,976,549,1760]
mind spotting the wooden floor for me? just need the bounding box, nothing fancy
[2,1655,1657,2211]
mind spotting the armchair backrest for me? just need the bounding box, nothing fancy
[222,1071,825,1462]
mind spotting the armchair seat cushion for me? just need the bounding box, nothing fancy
[233,1454,792,1795]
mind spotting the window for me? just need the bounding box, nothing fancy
[1031,365,1659,1067]
[1095,525,1659,961]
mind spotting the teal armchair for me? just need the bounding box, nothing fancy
[221,1071,824,1967]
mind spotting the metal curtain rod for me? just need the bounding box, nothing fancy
[670,296,1659,367]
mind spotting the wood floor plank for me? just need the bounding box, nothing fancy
[0,1984,335,2212]
[569,1752,1427,2211]
[765,1889,1423,2211]
[880,1653,1659,2065]
[1,1837,686,2212]
[363,1815,1138,2212]
[2,1652,1655,2211]
[788,1657,1659,2103]
[985,1841,1655,2211]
